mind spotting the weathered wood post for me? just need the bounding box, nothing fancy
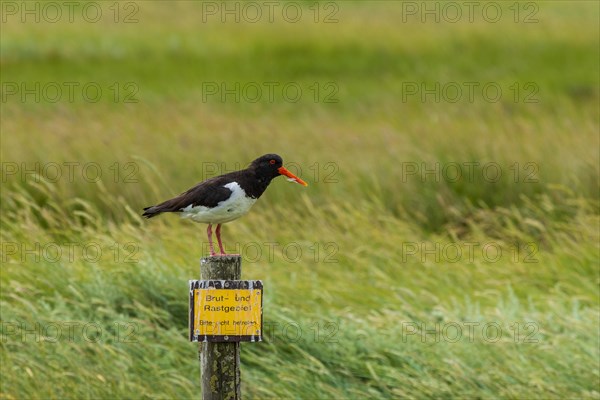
[199,255,241,400]
[190,255,262,399]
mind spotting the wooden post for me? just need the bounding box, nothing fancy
[199,255,242,400]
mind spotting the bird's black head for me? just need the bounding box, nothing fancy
[251,154,283,176]
[250,154,307,186]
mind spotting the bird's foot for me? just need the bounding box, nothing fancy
[206,251,239,257]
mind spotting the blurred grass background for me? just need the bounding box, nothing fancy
[1,1,599,399]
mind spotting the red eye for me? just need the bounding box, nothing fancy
[269,159,276,165]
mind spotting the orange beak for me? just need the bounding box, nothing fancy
[278,166,308,186]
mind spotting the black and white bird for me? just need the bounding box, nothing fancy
[142,154,307,256]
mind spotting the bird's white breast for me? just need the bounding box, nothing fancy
[180,182,257,224]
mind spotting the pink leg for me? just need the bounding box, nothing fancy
[206,224,216,256]
[215,224,226,255]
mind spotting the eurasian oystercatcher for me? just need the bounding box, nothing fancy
[142,154,307,256]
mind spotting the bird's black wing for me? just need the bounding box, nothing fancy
[142,175,235,218]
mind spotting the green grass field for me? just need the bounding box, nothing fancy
[1,1,599,399]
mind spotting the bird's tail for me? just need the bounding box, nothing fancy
[142,206,161,218]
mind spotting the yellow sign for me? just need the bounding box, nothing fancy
[189,280,263,342]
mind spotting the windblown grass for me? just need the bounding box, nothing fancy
[1,182,598,399]
[1,1,599,399]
